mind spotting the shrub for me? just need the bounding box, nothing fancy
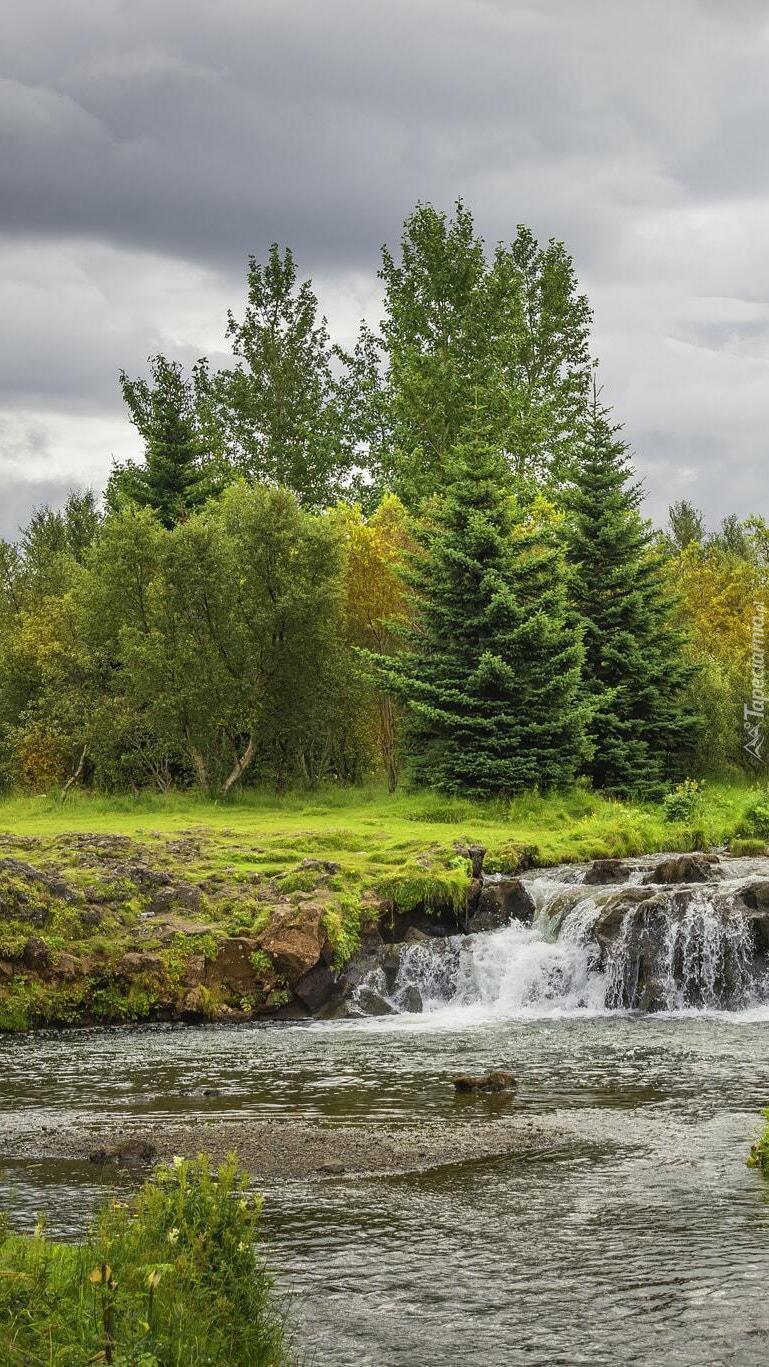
[748,1109,769,1172]
[662,778,705,823]
[736,793,769,840]
[0,1154,287,1364]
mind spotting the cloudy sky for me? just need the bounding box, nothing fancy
[2,0,768,537]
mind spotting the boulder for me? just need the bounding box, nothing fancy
[398,984,423,1013]
[468,877,535,933]
[293,962,337,1012]
[54,952,78,979]
[453,842,487,880]
[643,854,720,885]
[354,986,395,1016]
[117,951,165,977]
[583,859,632,885]
[453,1070,516,1093]
[206,937,263,992]
[21,936,51,973]
[256,904,328,983]
[593,888,656,952]
[148,882,202,915]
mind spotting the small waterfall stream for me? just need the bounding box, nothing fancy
[353,854,769,1019]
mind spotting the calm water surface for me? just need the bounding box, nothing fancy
[2,1011,769,1365]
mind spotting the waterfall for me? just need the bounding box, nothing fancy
[350,856,769,1020]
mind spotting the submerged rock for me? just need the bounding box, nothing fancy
[89,1138,157,1166]
[453,1071,516,1093]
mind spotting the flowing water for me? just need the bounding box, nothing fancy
[3,856,769,1365]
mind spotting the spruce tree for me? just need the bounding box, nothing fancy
[369,426,588,796]
[565,394,701,795]
[109,355,210,528]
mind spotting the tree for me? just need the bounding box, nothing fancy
[335,495,413,791]
[489,226,593,484]
[565,394,702,794]
[663,500,705,554]
[367,426,587,796]
[199,246,352,508]
[109,484,346,794]
[367,202,594,506]
[108,355,211,528]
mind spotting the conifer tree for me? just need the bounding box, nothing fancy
[565,394,701,794]
[109,355,210,528]
[368,425,588,796]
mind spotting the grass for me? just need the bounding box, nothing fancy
[0,778,757,862]
[0,1154,288,1365]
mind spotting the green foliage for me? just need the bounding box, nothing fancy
[367,425,588,796]
[109,354,215,527]
[565,394,702,796]
[736,792,769,840]
[198,244,353,507]
[662,778,705,823]
[0,1154,287,1364]
[372,200,593,502]
[747,1109,769,1170]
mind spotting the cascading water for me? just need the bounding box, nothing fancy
[353,854,769,1020]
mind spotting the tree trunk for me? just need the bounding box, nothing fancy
[185,730,209,791]
[59,744,87,803]
[222,735,256,796]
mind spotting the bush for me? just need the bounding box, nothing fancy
[0,1154,287,1365]
[662,778,705,823]
[748,1109,769,1172]
[736,793,769,840]
[729,837,768,856]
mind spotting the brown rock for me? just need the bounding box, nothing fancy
[117,951,165,977]
[643,854,721,885]
[54,952,78,979]
[256,904,328,984]
[21,936,51,973]
[583,859,632,885]
[206,937,262,992]
[453,1070,516,1093]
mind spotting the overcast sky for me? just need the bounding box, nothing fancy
[2,0,768,537]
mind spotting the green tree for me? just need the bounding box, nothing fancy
[565,394,701,794]
[109,355,211,527]
[663,499,705,554]
[489,226,593,484]
[365,201,594,505]
[199,246,351,508]
[368,426,587,796]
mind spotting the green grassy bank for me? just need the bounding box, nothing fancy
[0,781,766,1033]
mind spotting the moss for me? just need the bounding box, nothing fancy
[374,862,469,916]
[323,893,364,967]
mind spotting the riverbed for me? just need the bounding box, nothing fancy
[2,1008,769,1366]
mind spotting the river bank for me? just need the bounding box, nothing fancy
[0,782,760,1031]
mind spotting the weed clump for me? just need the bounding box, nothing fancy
[0,1154,288,1365]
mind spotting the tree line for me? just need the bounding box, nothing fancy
[1,201,766,799]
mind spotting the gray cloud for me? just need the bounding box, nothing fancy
[1,0,769,533]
